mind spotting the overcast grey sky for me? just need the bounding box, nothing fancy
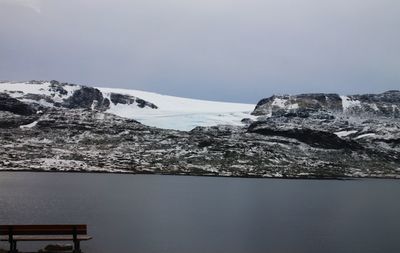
[0,0,399,103]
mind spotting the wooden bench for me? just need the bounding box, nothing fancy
[0,224,92,253]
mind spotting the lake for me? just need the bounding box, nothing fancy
[0,172,399,253]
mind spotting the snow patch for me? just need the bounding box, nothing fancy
[20,120,38,129]
[370,103,379,111]
[340,96,361,111]
[288,103,299,110]
[355,133,377,139]
[270,97,298,110]
[393,105,399,114]
[271,98,287,108]
[91,100,98,110]
[20,98,54,107]
[334,130,358,137]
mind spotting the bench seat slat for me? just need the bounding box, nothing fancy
[0,235,92,241]
[0,225,86,230]
[0,225,87,235]
[0,224,86,227]
[0,230,87,235]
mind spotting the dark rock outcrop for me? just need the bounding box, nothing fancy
[63,86,107,110]
[248,122,361,150]
[110,93,158,109]
[0,93,36,115]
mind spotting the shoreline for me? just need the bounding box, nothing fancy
[1,168,397,180]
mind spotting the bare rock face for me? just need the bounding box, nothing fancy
[248,121,361,150]
[0,93,40,128]
[0,111,39,128]
[63,86,108,110]
[346,90,400,117]
[252,91,400,118]
[110,93,157,109]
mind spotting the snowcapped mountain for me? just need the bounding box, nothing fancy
[0,80,399,179]
[0,80,255,130]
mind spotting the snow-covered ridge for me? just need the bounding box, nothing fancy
[0,80,80,104]
[0,81,255,130]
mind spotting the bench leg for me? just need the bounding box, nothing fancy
[9,241,17,253]
[73,240,81,253]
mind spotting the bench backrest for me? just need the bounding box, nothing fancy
[0,225,87,236]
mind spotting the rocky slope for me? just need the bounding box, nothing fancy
[252,91,400,117]
[0,81,399,178]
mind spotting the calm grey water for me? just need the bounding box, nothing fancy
[0,172,399,253]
